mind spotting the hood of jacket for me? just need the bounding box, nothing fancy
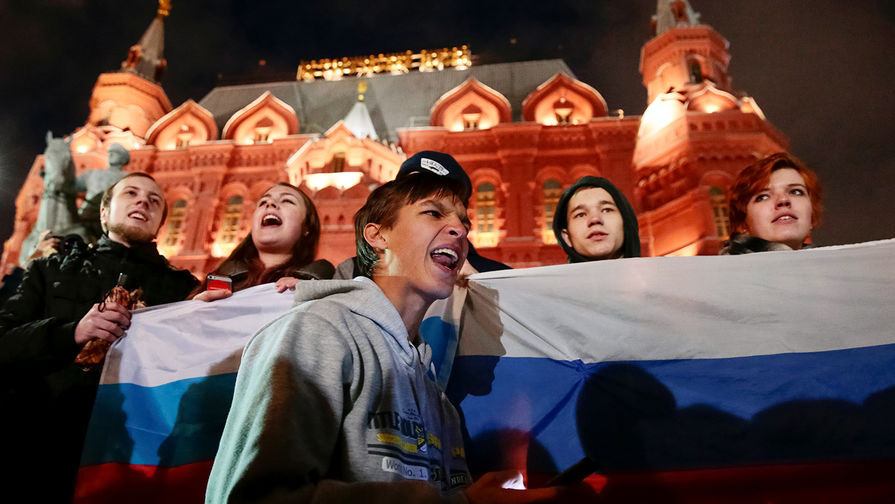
[290,277,432,368]
[552,176,641,262]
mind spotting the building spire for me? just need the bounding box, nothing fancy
[357,81,367,102]
[343,81,378,140]
[120,0,170,82]
[652,0,701,36]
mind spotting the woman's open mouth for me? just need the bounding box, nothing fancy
[261,214,282,227]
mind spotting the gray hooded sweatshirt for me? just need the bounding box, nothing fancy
[206,277,471,504]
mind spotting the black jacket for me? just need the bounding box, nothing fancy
[719,233,800,255]
[0,235,198,500]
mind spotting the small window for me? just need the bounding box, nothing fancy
[253,117,274,143]
[176,125,194,148]
[688,59,703,84]
[211,195,244,257]
[542,179,562,244]
[709,186,729,239]
[162,199,188,253]
[461,103,482,130]
[474,182,498,248]
[552,98,574,125]
[671,0,690,23]
[332,152,346,173]
[220,195,243,244]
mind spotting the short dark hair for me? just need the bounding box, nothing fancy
[728,152,823,234]
[100,172,168,232]
[354,172,467,278]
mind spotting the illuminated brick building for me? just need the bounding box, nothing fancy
[3,0,787,276]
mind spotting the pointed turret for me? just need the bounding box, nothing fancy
[640,0,731,103]
[83,0,173,138]
[343,82,379,140]
[633,1,786,257]
[651,0,701,36]
[121,0,170,82]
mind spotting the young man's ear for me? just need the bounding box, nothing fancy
[363,222,388,252]
[99,205,109,233]
[560,229,572,248]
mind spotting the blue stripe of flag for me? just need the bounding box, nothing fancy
[449,342,895,473]
[82,373,237,467]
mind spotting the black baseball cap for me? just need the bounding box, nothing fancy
[396,150,472,205]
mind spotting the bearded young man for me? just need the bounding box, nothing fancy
[0,172,198,501]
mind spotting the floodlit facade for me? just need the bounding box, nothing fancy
[2,0,786,276]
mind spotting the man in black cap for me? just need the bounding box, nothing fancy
[334,151,509,279]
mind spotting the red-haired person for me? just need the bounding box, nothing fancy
[723,152,823,254]
[192,183,333,301]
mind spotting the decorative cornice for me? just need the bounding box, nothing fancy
[222,91,299,140]
[94,72,172,111]
[145,99,218,145]
[430,77,512,127]
[522,73,607,121]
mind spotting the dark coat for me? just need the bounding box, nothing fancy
[0,235,198,500]
[719,233,798,255]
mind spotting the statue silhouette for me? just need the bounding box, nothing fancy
[20,132,87,264]
[76,143,129,240]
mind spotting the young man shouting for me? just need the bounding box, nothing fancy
[207,152,564,503]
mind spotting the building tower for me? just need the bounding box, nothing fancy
[633,0,787,256]
[1,1,175,269]
[77,0,173,151]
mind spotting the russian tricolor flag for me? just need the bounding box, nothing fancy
[75,239,895,502]
[446,239,895,499]
[75,284,294,503]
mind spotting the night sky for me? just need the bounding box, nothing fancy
[1,0,893,251]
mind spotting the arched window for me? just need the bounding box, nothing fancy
[553,98,574,125]
[161,199,188,255]
[688,59,703,84]
[461,103,482,130]
[213,195,243,257]
[474,182,498,248]
[253,117,274,143]
[542,179,562,244]
[176,125,194,148]
[709,186,729,239]
[672,0,690,23]
[332,152,346,173]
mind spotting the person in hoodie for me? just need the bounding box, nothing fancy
[552,176,641,262]
[722,152,823,254]
[206,153,566,503]
[0,172,199,502]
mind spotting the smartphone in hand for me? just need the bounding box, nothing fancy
[206,274,233,292]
